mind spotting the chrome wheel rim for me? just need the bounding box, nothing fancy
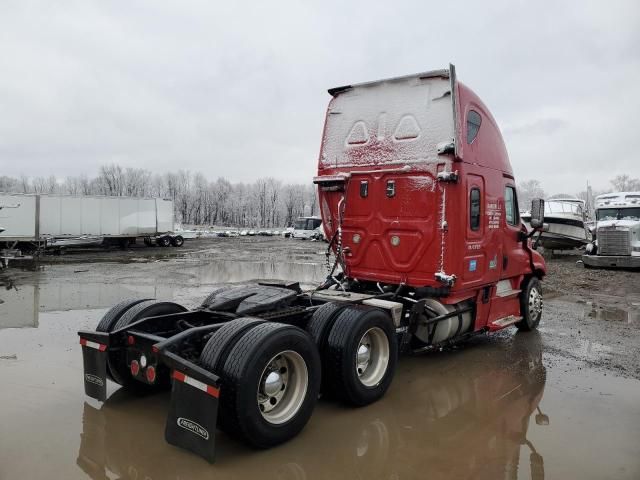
[355,327,390,387]
[257,350,308,424]
[529,287,542,319]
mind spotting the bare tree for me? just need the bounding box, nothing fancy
[1,165,320,228]
[610,174,640,192]
[98,164,124,195]
[517,179,545,209]
[0,176,19,192]
[32,175,59,194]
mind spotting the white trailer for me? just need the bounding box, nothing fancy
[0,193,183,257]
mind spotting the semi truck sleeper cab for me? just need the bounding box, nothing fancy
[77,64,546,462]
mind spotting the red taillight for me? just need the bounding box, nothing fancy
[127,335,135,345]
[130,360,140,376]
[152,345,159,353]
[146,366,156,383]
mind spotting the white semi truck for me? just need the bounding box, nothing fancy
[583,191,640,268]
[0,193,183,255]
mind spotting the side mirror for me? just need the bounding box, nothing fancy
[530,198,545,229]
[535,413,550,426]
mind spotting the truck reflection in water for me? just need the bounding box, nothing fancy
[77,332,549,480]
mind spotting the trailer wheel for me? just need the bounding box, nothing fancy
[517,277,543,331]
[306,302,348,393]
[170,235,184,247]
[325,305,397,406]
[156,236,171,247]
[109,300,188,387]
[96,298,151,333]
[200,317,265,373]
[218,323,321,448]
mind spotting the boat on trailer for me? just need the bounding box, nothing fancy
[522,198,590,250]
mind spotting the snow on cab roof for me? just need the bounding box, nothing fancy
[595,191,640,206]
[328,67,451,96]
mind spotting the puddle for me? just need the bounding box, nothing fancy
[1,239,639,479]
[0,309,639,479]
[0,258,327,331]
[545,294,639,325]
[586,303,639,323]
[0,281,174,330]
[182,259,327,286]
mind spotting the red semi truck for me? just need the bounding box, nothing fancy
[78,64,546,462]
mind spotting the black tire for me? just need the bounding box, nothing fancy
[96,298,151,332]
[201,287,233,307]
[170,235,184,247]
[200,317,265,374]
[109,300,188,387]
[156,236,171,247]
[325,305,398,406]
[96,298,151,382]
[218,323,321,448]
[306,302,349,393]
[517,277,543,331]
[113,299,188,331]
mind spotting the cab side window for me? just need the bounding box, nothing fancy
[467,110,482,144]
[470,188,481,230]
[505,186,519,226]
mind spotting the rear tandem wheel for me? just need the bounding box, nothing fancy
[215,322,321,448]
[108,300,188,390]
[305,301,349,394]
[325,305,398,406]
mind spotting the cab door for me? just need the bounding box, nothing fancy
[461,174,501,289]
[501,180,530,280]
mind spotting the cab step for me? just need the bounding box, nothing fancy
[490,315,522,329]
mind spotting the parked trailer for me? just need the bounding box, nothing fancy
[0,193,184,254]
[78,64,547,462]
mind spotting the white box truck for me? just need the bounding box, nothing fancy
[0,193,183,254]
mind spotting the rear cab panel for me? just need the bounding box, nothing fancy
[318,70,456,287]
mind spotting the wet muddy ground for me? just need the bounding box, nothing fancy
[1,237,639,479]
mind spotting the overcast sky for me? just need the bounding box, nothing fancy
[1,0,639,194]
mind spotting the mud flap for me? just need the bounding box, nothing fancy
[79,333,109,401]
[165,371,220,463]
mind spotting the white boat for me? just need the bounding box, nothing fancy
[522,199,590,250]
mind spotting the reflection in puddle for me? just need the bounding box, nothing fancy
[547,295,639,325]
[0,259,327,330]
[0,282,173,330]
[76,334,550,480]
[586,303,639,324]
[183,260,327,286]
